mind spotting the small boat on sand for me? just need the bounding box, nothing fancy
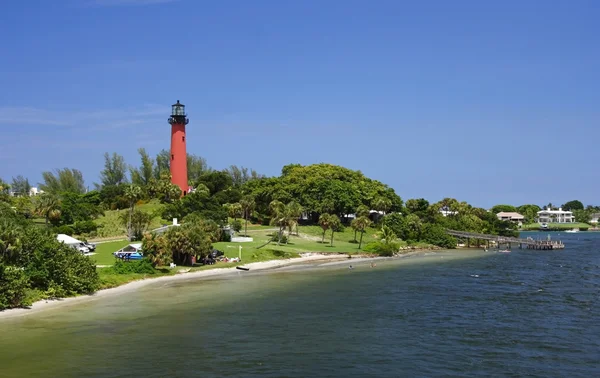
[236,266,250,271]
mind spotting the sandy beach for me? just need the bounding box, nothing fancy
[0,253,364,320]
[0,249,445,320]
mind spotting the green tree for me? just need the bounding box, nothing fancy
[239,195,255,236]
[318,213,334,243]
[490,204,518,214]
[164,223,212,265]
[269,200,286,244]
[98,152,128,188]
[403,213,423,241]
[517,204,541,223]
[0,179,10,194]
[154,149,171,179]
[141,232,171,267]
[562,200,584,211]
[573,209,590,224]
[352,216,372,249]
[12,196,33,218]
[120,209,152,241]
[356,204,370,218]
[124,185,142,241]
[34,193,61,226]
[11,175,31,196]
[404,198,430,217]
[328,214,342,246]
[379,225,397,245]
[187,154,211,184]
[226,165,264,187]
[225,202,243,220]
[231,219,243,233]
[130,148,155,187]
[373,197,392,215]
[285,201,303,236]
[40,168,86,194]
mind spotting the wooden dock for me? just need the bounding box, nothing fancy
[445,230,565,250]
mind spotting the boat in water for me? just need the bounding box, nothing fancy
[565,229,579,233]
[498,249,511,253]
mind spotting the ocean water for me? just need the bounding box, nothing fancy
[1,232,599,377]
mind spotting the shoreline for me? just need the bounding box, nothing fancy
[0,253,365,319]
[0,249,450,320]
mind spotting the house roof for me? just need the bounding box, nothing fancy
[496,212,525,219]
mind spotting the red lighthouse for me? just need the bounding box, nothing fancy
[168,100,189,196]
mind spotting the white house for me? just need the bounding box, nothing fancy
[29,187,44,196]
[439,210,458,217]
[496,212,525,226]
[589,213,600,224]
[536,207,575,224]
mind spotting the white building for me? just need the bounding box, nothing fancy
[536,207,575,224]
[496,212,525,226]
[439,210,458,217]
[589,213,600,224]
[29,187,44,196]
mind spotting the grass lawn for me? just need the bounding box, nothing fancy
[94,200,168,238]
[213,225,381,258]
[521,222,591,230]
[92,240,131,265]
[92,223,424,290]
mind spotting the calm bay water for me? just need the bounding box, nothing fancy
[1,231,599,377]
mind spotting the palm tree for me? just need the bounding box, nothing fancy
[373,197,392,216]
[239,195,255,236]
[328,214,341,247]
[318,213,333,243]
[34,193,61,226]
[285,201,303,236]
[0,219,22,264]
[356,204,370,218]
[269,200,286,244]
[125,184,142,241]
[141,232,170,267]
[353,216,372,249]
[379,225,397,245]
[228,202,243,220]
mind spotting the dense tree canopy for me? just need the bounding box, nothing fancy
[0,203,99,310]
[561,200,584,211]
[244,163,402,222]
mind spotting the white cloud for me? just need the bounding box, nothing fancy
[0,105,166,131]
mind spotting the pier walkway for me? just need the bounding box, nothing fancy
[445,230,565,250]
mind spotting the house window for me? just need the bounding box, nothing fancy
[182,136,185,142]
[171,154,174,160]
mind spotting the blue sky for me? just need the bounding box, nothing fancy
[0,0,598,208]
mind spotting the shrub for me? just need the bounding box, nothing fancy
[220,231,232,242]
[55,225,75,235]
[363,241,400,256]
[231,219,243,233]
[270,233,288,243]
[26,242,99,296]
[73,220,98,235]
[0,265,30,310]
[109,259,157,275]
[421,224,456,249]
